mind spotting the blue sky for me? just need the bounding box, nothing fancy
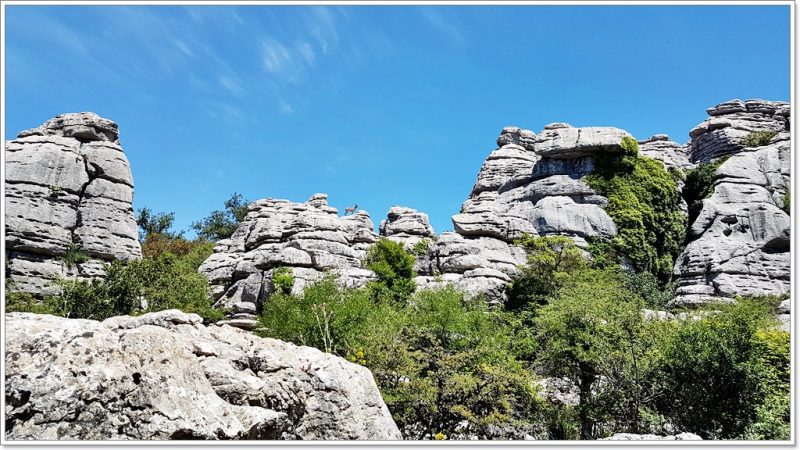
[4,5,791,235]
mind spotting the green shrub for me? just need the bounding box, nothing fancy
[585,138,686,281]
[411,238,433,258]
[192,192,249,241]
[682,158,727,228]
[136,207,182,240]
[59,242,90,268]
[364,238,417,302]
[782,191,790,215]
[742,130,778,148]
[506,235,586,311]
[271,267,294,295]
[619,271,673,309]
[257,280,541,439]
[5,290,60,315]
[43,253,222,323]
[654,298,787,439]
[533,268,654,438]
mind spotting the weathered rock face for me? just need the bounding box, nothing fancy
[600,433,702,441]
[379,206,435,249]
[671,130,791,307]
[4,310,401,440]
[5,113,142,295]
[415,124,630,304]
[198,194,378,329]
[688,99,790,164]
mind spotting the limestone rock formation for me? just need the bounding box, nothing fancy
[638,134,692,172]
[198,194,378,329]
[600,433,702,441]
[671,131,791,307]
[415,124,630,304]
[379,206,435,249]
[5,112,142,295]
[5,310,401,440]
[688,99,789,164]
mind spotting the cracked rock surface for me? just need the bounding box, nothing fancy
[5,112,141,295]
[4,310,401,440]
[198,194,379,329]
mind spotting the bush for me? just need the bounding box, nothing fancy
[533,268,654,439]
[192,192,249,241]
[506,235,586,311]
[783,191,790,215]
[742,130,778,148]
[136,207,181,240]
[585,138,686,281]
[59,242,90,268]
[364,238,417,302]
[654,298,788,439]
[619,271,673,309]
[271,267,294,295]
[50,254,223,323]
[257,280,541,439]
[682,157,727,228]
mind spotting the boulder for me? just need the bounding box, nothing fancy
[4,113,142,295]
[4,310,401,440]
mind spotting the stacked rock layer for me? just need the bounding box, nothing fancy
[671,100,791,307]
[5,113,142,295]
[198,194,379,329]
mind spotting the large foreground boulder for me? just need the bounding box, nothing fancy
[5,112,142,296]
[4,310,401,440]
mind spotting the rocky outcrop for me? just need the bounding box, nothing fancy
[4,310,401,440]
[413,124,631,304]
[198,194,378,329]
[379,206,435,249]
[600,433,702,441]
[688,99,789,164]
[5,113,142,295]
[671,110,791,307]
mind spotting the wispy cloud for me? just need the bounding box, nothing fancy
[219,76,245,96]
[261,38,319,84]
[419,8,464,46]
[279,100,294,115]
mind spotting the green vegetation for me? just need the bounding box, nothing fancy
[271,266,295,295]
[783,190,790,215]
[191,192,249,241]
[9,206,222,323]
[258,277,541,439]
[364,238,417,302]
[682,157,727,228]
[411,238,433,258]
[585,137,686,280]
[59,242,90,268]
[742,130,778,148]
[506,235,585,311]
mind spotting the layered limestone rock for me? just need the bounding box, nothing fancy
[671,131,791,307]
[5,113,142,295]
[600,433,702,441]
[198,194,378,329]
[418,124,631,304]
[4,310,401,440]
[688,99,790,164]
[379,206,435,249]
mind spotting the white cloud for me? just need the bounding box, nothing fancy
[279,100,294,115]
[219,76,244,96]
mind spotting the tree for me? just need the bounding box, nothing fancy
[364,238,417,303]
[533,268,650,439]
[655,298,787,439]
[191,193,249,241]
[506,235,586,311]
[136,207,181,240]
